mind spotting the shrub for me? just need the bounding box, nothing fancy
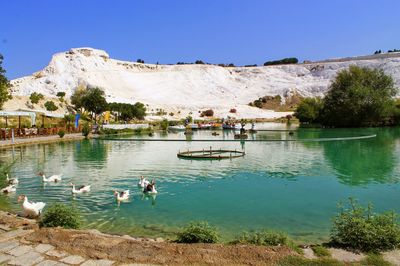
[29,92,44,104]
[201,109,214,117]
[176,221,219,243]
[361,254,391,266]
[56,91,66,102]
[82,123,90,137]
[44,101,58,111]
[294,97,323,123]
[229,108,237,113]
[330,198,400,252]
[264,57,298,66]
[233,230,289,246]
[322,66,397,127]
[39,203,81,229]
[58,130,65,138]
[160,119,169,130]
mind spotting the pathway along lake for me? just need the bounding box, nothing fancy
[1,125,399,242]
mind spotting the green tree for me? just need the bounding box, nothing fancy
[29,92,44,104]
[81,87,107,123]
[322,66,397,127]
[44,101,58,111]
[71,85,87,112]
[108,102,146,121]
[0,54,12,109]
[56,91,66,102]
[132,102,146,120]
[63,114,75,128]
[294,97,323,123]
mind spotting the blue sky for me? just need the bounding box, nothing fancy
[1,0,399,79]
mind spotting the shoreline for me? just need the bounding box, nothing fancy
[0,133,87,150]
[0,210,399,265]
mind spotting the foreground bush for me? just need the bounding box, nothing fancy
[58,130,65,138]
[233,230,289,246]
[330,198,400,252]
[39,203,81,229]
[82,123,90,137]
[176,221,219,243]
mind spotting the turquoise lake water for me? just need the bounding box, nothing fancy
[1,124,400,242]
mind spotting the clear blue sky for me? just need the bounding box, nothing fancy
[1,0,399,79]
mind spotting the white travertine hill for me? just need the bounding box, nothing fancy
[9,47,400,119]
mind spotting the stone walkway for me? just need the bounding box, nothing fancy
[0,226,149,266]
[0,134,86,149]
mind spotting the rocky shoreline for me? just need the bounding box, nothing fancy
[1,210,400,265]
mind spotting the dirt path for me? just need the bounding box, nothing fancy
[24,228,295,265]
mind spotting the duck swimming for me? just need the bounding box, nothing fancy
[143,180,158,195]
[39,172,62,182]
[6,173,18,185]
[114,190,130,201]
[138,176,150,188]
[1,184,16,194]
[71,183,91,194]
[17,195,46,217]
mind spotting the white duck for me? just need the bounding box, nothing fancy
[39,172,62,182]
[17,195,46,217]
[138,176,150,188]
[71,183,91,194]
[114,190,130,201]
[6,173,18,185]
[1,184,16,194]
[143,180,158,195]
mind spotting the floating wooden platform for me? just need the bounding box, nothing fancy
[177,149,245,160]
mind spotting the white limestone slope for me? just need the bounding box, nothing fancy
[9,47,400,119]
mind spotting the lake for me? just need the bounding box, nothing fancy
[1,124,399,243]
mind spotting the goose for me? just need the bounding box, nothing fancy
[114,190,130,201]
[6,173,19,185]
[143,180,158,195]
[17,195,46,217]
[71,183,91,194]
[39,172,62,182]
[138,176,150,188]
[1,185,16,194]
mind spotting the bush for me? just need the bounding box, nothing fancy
[82,123,90,137]
[229,108,237,113]
[39,203,81,229]
[201,109,214,117]
[233,230,289,246]
[58,130,65,138]
[44,100,58,111]
[330,198,400,252]
[322,66,397,127]
[294,97,323,123]
[176,221,219,243]
[160,119,169,130]
[29,92,44,104]
[56,91,66,102]
[264,57,298,66]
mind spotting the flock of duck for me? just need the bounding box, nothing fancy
[1,173,158,218]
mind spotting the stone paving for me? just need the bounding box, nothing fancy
[0,227,122,266]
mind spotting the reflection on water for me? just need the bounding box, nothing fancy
[1,125,400,242]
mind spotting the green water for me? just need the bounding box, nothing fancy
[1,124,400,242]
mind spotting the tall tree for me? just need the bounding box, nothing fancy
[322,65,397,127]
[0,54,12,109]
[81,87,108,123]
